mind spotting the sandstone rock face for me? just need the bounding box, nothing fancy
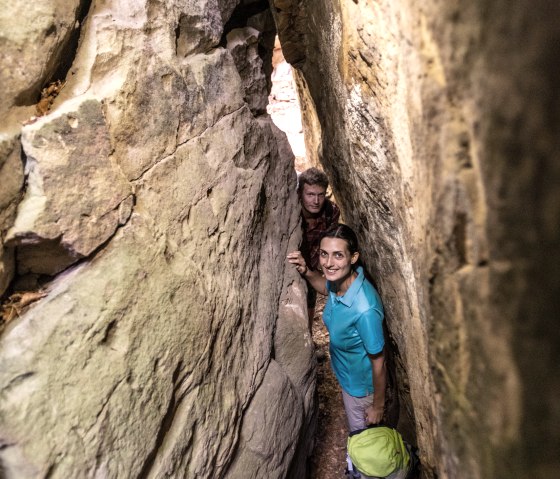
[0,1,315,478]
[7,99,133,275]
[0,1,85,115]
[227,27,269,115]
[0,137,24,295]
[275,0,559,478]
[3,0,558,476]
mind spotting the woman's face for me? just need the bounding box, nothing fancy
[319,237,359,283]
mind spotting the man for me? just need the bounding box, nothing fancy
[298,167,340,327]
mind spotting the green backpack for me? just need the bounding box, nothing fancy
[347,425,411,478]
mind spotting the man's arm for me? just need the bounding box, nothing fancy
[365,348,387,425]
[286,251,328,295]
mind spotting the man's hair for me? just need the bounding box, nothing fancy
[298,167,329,193]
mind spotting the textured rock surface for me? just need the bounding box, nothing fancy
[227,27,269,115]
[0,1,315,478]
[275,0,560,478]
[2,0,558,477]
[7,99,133,275]
[0,0,85,115]
[0,137,23,295]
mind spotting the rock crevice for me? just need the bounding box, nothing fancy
[1,1,558,478]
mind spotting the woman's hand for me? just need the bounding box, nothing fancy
[365,350,387,425]
[287,251,328,295]
[365,403,384,425]
[287,251,308,276]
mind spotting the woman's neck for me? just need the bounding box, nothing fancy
[335,270,357,296]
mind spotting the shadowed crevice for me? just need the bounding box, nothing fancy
[219,0,271,47]
[13,0,93,108]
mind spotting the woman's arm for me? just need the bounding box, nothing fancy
[286,251,328,295]
[365,348,387,425]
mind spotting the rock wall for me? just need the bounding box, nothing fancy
[0,1,315,478]
[274,0,559,478]
[3,0,558,477]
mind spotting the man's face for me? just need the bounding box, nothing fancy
[300,183,326,217]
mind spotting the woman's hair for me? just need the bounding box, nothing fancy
[321,223,359,254]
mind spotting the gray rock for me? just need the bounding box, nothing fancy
[0,1,83,116]
[0,2,314,479]
[227,27,270,115]
[6,99,133,275]
[0,136,24,295]
[225,360,303,479]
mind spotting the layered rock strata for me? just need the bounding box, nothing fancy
[0,1,315,478]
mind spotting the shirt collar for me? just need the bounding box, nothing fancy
[329,266,365,307]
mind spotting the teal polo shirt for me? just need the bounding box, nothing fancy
[323,266,385,397]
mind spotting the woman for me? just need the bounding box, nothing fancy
[287,224,386,476]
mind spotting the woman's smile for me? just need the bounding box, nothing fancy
[323,266,339,276]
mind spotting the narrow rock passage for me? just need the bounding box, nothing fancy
[310,296,348,479]
[310,296,420,479]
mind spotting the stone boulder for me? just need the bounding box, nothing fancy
[6,99,133,275]
[0,1,315,478]
[0,1,85,116]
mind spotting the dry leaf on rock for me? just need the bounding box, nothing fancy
[0,291,47,324]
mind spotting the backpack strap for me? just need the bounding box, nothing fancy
[348,423,387,437]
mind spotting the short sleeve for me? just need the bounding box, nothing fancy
[355,307,384,355]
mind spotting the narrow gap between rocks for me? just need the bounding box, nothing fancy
[310,296,349,478]
[14,0,92,109]
[267,36,349,479]
[267,35,419,479]
[267,36,309,173]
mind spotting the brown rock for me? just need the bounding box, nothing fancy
[0,1,84,116]
[277,0,560,477]
[0,1,314,478]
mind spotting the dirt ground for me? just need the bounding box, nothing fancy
[309,296,349,479]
